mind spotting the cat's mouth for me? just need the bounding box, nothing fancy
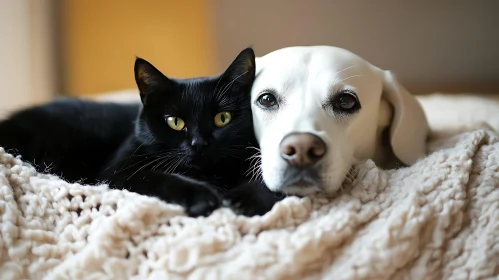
[185,154,213,169]
[185,147,238,170]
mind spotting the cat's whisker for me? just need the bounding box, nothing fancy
[253,165,265,185]
[212,68,228,99]
[163,160,176,174]
[131,150,182,175]
[126,156,167,180]
[107,147,174,171]
[158,154,180,171]
[255,162,264,183]
[114,151,176,173]
[248,165,258,181]
[245,146,261,152]
[246,158,262,180]
[244,153,263,183]
[162,157,180,174]
[246,152,262,166]
[163,152,188,174]
[151,156,176,172]
[227,144,252,149]
[114,157,153,173]
[246,153,262,161]
[169,155,188,174]
[121,142,145,168]
[251,168,263,183]
[104,144,171,172]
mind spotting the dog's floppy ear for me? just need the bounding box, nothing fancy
[381,70,429,165]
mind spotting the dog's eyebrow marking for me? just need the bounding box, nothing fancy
[335,65,357,75]
[329,65,367,85]
[312,65,357,81]
[336,74,366,83]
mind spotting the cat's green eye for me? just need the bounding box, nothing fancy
[214,112,232,127]
[166,116,185,131]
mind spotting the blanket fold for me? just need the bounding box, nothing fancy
[0,129,498,280]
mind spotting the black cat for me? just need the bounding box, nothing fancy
[0,48,283,217]
[0,99,139,185]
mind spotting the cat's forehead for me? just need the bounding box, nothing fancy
[159,79,218,114]
[161,77,249,115]
[179,81,216,104]
[177,77,243,101]
[177,77,216,95]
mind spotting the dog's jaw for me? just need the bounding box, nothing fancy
[260,153,355,196]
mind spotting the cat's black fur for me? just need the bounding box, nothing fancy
[0,48,283,217]
[0,99,140,184]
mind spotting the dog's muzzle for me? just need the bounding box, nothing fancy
[278,133,326,191]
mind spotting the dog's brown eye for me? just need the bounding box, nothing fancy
[257,93,278,108]
[337,95,356,109]
[332,91,360,113]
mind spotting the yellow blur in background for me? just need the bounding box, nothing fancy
[61,0,218,95]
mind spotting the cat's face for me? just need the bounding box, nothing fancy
[133,48,257,172]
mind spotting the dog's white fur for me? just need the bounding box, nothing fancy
[252,46,429,195]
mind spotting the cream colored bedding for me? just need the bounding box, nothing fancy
[1,92,498,279]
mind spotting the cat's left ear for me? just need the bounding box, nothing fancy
[134,57,172,105]
[219,48,256,93]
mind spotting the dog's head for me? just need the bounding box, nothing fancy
[252,46,428,195]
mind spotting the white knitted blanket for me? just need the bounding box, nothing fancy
[1,94,499,279]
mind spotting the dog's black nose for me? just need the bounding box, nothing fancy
[280,133,326,167]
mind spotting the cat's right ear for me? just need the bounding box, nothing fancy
[218,48,256,93]
[134,57,172,105]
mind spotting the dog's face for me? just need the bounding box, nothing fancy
[252,46,428,195]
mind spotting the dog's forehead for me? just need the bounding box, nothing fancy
[254,46,377,95]
[258,46,371,72]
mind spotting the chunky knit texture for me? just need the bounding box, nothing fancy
[1,93,499,279]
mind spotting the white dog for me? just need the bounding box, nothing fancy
[251,46,429,196]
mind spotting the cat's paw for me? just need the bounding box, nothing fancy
[223,182,282,217]
[224,192,269,217]
[183,182,222,217]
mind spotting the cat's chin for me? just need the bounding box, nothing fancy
[184,159,221,173]
[186,153,218,167]
[182,157,206,170]
[186,163,203,170]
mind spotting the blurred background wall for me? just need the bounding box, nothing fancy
[211,0,499,94]
[0,0,57,115]
[1,0,498,113]
[60,0,218,95]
